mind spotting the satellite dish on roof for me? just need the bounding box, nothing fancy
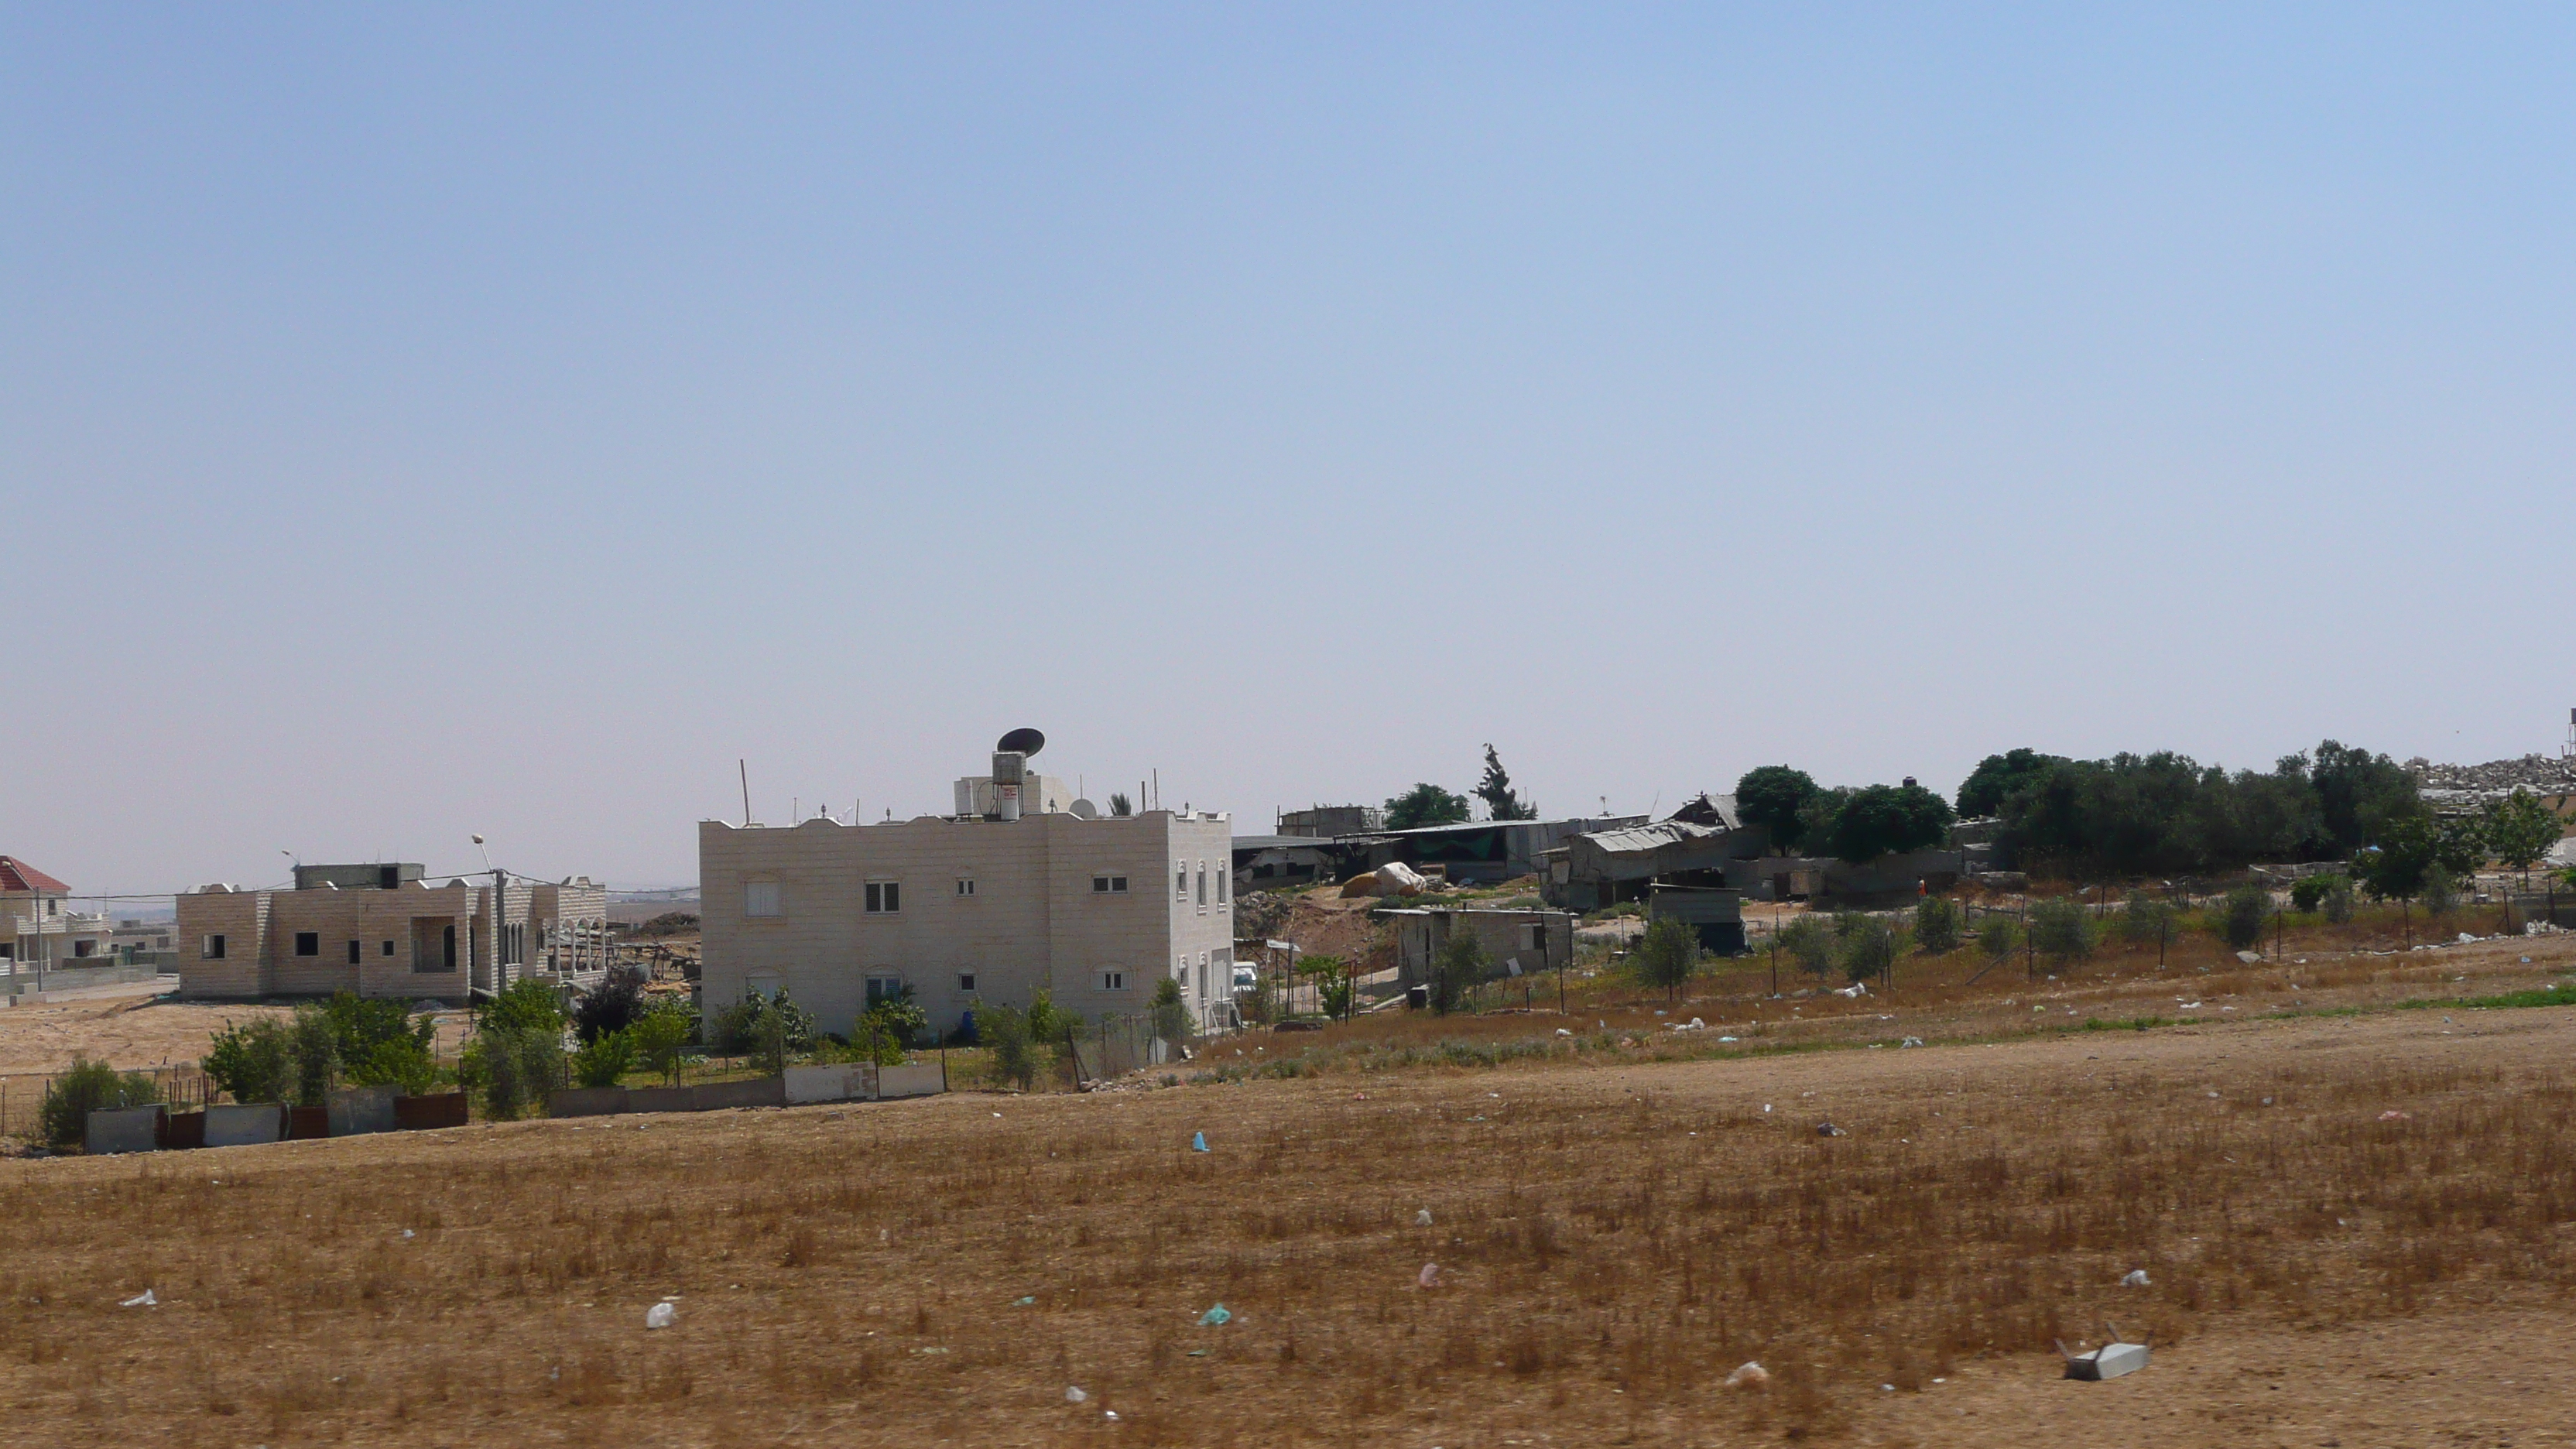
[1068,797,1099,820]
[996,727,1046,756]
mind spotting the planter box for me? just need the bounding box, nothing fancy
[548,1087,632,1118]
[691,1076,786,1111]
[84,1105,166,1155]
[206,1102,286,1146]
[877,1063,945,1099]
[392,1092,469,1130]
[285,1105,331,1140]
[327,1085,400,1137]
[163,1111,207,1150]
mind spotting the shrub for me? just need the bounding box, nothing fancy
[2029,897,2096,964]
[570,1029,636,1088]
[1834,912,1899,984]
[1978,913,2023,962]
[2217,884,2270,950]
[858,988,928,1064]
[2288,875,2336,913]
[2118,890,2174,945]
[203,1017,295,1105]
[1633,918,1699,1002]
[629,998,697,1085]
[320,994,440,1095]
[2420,866,2458,920]
[574,965,649,1043]
[1432,932,1488,1013]
[1025,988,1076,1047]
[461,1026,562,1121]
[1149,976,1192,1040]
[1912,896,1962,954]
[980,1003,1040,1091]
[2320,875,2355,923]
[1776,916,1832,977]
[478,978,566,1036]
[288,1008,341,1107]
[40,1057,160,1149]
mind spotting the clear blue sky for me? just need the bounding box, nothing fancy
[6,5,2573,894]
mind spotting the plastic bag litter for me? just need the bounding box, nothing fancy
[1555,1027,1572,1036]
[1899,1037,1924,1048]
[1417,1262,1442,1289]
[2379,1110,2411,1122]
[1198,1304,1231,1327]
[1816,1122,1846,1138]
[1724,1361,1769,1389]
[645,1300,677,1329]
[1191,1132,1208,1153]
[118,1290,156,1308]
[1415,1209,1433,1226]
[1066,1386,1088,1404]
[2122,1269,2150,1287]
[1012,1296,1036,1307]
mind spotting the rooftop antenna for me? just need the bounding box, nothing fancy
[739,759,752,827]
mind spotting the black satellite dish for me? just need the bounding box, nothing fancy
[996,727,1046,756]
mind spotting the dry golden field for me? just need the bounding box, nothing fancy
[5,916,2575,1447]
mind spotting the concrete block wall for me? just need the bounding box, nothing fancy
[174,890,270,999]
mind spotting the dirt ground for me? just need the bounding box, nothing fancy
[3,997,2571,1447]
[0,997,292,1075]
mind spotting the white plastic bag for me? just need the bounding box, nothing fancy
[645,1300,677,1329]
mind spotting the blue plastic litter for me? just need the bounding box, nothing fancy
[1198,1304,1231,1327]
[1191,1132,1208,1153]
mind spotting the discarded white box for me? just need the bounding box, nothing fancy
[2064,1341,2150,1381]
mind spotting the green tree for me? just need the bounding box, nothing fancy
[745,990,816,1075]
[202,1017,296,1104]
[1474,745,1536,820]
[1299,954,1351,1021]
[629,998,697,1085]
[858,987,928,1064]
[2028,897,2096,964]
[1734,766,1821,852]
[2215,884,2270,951]
[979,1003,1039,1091]
[461,1027,561,1121]
[2288,875,2338,913]
[1025,987,1075,1046]
[318,993,438,1094]
[1824,783,1954,864]
[41,1057,161,1149]
[1834,912,1898,985]
[1978,913,2023,963]
[2420,865,2458,920]
[2434,816,2487,880]
[1633,917,1699,1003]
[570,1029,636,1088]
[573,965,649,1043]
[1430,931,1487,1013]
[2119,889,2176,944]
[2482,790,2562,884]
[2354,814,2437,903]
[478,978,566,1036]
[1385,782,1471,831]
[2320,874,2355,924]
[1913,896,1963,954]
[287,1007,341,1107]
[1776,916,1832,977]
[1954,748,2067,817]
[1149,975,1193,1041]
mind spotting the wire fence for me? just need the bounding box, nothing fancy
[0,1065,215,1140]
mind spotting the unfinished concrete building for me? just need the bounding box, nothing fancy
[1389,907,1576,992]
[700,731,1238,1042]
[176,862,608,1001]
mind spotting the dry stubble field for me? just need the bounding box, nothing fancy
[6,961,2576,1447]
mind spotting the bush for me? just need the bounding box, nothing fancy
[2288,875,2337,913]
[1634,918,1699,1002]
[40,1057,160,1149]
[573,965,649,1043]
[2028,897,2096,964]
[1776,916,1832,977]
[2421,866,2458,920]
[1025,988,1075,1047]
[1432,932,1488,1014]
[1149,975,1192,1041]
[479,978,566,1036]
[288,1008,341,1107]
[2217,884,2270,950]
[629,998,697,1085]
[1913,896,1963,954]
[2320,875,2355,923]
[320,994,439,1095]
[461,1026,562,1121]
[980,1003,1040,1091]
[203,1017,295,1105]
[858,988,929,1065]
[2118,890,2174,945]
[570,1029,636,1088]
[1978,913,2023,962]
[1834,912,1899,984]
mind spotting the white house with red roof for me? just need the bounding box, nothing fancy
[2,855,117,971]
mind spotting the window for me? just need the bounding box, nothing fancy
[866,974,904,1006]
[294,932,320,957]
[202,934,227,961]
[73,939,96,958]
[1522,923,1546,952]
[1218,868,1228,906]
[347,939,361,965]
[745,881,782,917]
[865,880,901,914]
[748,971,783,999]
[1196,865,1207,907]
[442,924,457,971]
[381,940,395,957]
[1197,959,1209,999]
[955,877,976,897]
[1092,875,1127,894]
[1176,862,1188,899]
[957,971,977,993]
[1100,970,1127,992]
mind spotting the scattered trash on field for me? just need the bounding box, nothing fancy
[400,1228,415,1240]
[645,1301,677,1330]
[1900,1037,1924,1048]
[2379,1110,2411,1122]
[1556,1028,1572,1036]
[2121,1269,2150,1287]
[1066,1386,1088,1403]
[1816,1122,1846,1138]
[1417,1262,1443,1289]
[1198,1304,1231,1327]
[1415,1209,1433,1226]
[118,1290,156,1308]
[1724,1361,1769,1389]
[1191,1132,1208,1153]
[1012,1296,1036,1307]
[2060,1326,2150,1381]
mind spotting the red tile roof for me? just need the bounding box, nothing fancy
[0,857,70,894]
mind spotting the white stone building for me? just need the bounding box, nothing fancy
[700,747,1237,1042]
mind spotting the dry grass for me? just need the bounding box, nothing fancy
[4,992,2576,1445]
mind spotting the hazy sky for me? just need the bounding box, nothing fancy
[8,5,2574,896]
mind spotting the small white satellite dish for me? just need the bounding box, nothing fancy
[1068,797,1100,820]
